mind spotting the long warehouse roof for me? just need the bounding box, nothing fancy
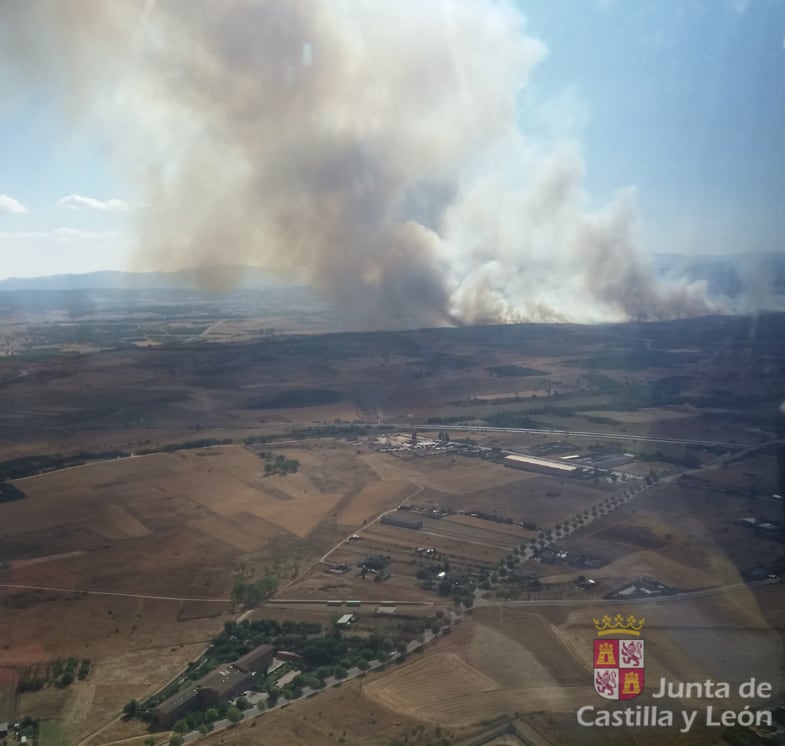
[503,454,579,472]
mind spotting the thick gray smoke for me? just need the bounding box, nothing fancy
[0,0,717,328]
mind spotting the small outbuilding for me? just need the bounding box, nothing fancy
[336,613,356,627]
[381,514,423,530]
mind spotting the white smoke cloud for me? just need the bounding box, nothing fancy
[56,194,133,211]
[0,0,716,328]
[0,194,28,214]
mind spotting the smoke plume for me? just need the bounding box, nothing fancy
[0,0,717,328]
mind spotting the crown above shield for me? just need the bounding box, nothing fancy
[593,614,645,637]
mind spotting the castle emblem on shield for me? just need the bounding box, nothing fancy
[592,614,645,700]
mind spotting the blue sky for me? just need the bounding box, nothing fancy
[0,0,783,280]
[520,0,785,257]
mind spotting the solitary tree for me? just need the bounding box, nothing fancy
[227,706,242,725]
[266,686,281,705]
[123,699,138,718]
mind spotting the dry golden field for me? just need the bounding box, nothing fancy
[0,441,444,739]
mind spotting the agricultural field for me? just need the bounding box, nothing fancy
[363,614,592,726]
[0,307,783,745]
[0,440,444,742]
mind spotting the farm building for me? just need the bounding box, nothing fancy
[381,513,423,530]
[152,642,275,726]
[276,650,304,664]
[234,643,275,674]
[503,454,583,477]
[153,665,251,725]
[195,665,251,706]
[336,613,356,627]
[151,687,201,727]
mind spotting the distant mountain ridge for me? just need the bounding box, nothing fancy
[1,253,783,301]
[0,265,290,292]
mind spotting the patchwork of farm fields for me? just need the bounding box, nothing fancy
[1,310,784,746]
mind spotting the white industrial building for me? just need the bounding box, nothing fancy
[503,453,583,478]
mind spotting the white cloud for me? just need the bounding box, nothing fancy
[730,0,752,14]
[0,194,28,214]
[56,193,133,211]
[0,228,120,241]
[51,227,120,240]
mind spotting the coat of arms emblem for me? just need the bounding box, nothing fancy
[592,614,645,700]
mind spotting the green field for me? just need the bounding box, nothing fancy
[39,720,69,746]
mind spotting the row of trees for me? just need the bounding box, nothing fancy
[0,449,126,481]
[16,657,90,691]
[171,698,254,737]
[231,575,278,608]
[0,422,380,488]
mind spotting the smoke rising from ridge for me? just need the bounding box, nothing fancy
[0,0,717,328]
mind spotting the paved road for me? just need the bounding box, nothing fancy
[4,418,764,451]
[0,583,231,603]
[396,423,753,449]
[266,598,433,606]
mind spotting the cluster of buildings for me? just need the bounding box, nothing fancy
[0,722,32,743]
[152,643,275,727]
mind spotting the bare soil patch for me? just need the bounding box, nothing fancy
[337,479,411,527]
[470,607,588,687]
[361,524,507,564]
[188,516,263,552]
[91,503,151,540]
[444,514,534,539]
